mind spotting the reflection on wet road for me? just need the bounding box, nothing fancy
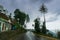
[14,31,51,40]
[25,31,40,40]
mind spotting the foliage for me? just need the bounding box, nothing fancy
[42,21,46,34]
[39,3,47,13]
[14,22,20,29]
[34,18,41,33]
[14,9,30,26]
[57,31,60,39]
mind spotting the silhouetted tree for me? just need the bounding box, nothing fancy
[14,9,20,21]
[34,18,41,33]
[14,9,30,26]
[57,31,60,39]
[39,3,47,34]
[42,21,46,34]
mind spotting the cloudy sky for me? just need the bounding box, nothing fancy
[0,0,60,32]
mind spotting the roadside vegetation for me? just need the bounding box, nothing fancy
[0,28,26,40]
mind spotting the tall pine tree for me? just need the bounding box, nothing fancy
[39,3,47,34]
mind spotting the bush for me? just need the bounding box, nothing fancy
[57,31,60,39]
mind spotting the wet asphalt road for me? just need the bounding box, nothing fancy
[13,31,54,40]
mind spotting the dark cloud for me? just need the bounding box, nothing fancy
[30,0,39,3]
[30,0,53,4]
[40,0,53,3]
